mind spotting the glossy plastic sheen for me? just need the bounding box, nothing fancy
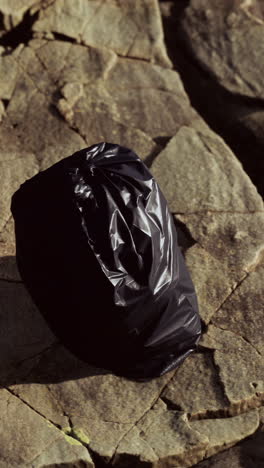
[11,142,201,380]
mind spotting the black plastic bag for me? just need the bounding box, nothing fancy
[11,143,201,380]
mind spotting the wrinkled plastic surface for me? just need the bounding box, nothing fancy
[11,142,201,380]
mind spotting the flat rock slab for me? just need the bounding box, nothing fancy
[162,263,264,419]
[0,389,94,467]
[181,0,264,100]
[33,0,172,67]
[0,0,38,30]
[193,412,264,468]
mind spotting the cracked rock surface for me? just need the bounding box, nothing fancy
[160,0,264,197]
[0,0,263,466]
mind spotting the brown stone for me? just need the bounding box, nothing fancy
[183,244,240,324]
[190,409,259,458]
[135,401,208,467]
[0,151,38,234]
[0,46,23,99]
[151,126,263,214]
[181,0,264,100]
[33,0,172,67]
[212,262,264,356]
[191,426,263,468]
[176,212,264,274]
[0,388,94,467]
[9,342,173,460]
[5,44,86,170]
[162,351,228,417]
[200,325,264,411]
[192,445,247,468]
[0,0,38,29]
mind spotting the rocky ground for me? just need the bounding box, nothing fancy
[0,0,263,467]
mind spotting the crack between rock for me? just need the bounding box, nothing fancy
[109,370,177,464]
[116,52,151,64]
[204,271,249,324]
[212,323,262,357]
[159,395,183,412]
[39,0,103,48]
[13,341,58,368]
[5,386,63,429]
[33,1,170,69]
[55,88,160,159]
[43,386,97,462]
[108,85,182,96]
[245,245,264,273]
[1,119,41,173]
[0,277,23,283]
[5,46,87,163]
[159,355,263,422]
[3,53,22,100]
[52,41,75,86]
[27,434,67,466]
[242,5,264,25]
[184,18,260,101]
[53,106,88,146]
[31,43,61,88]
[0,214,12,236]
[210,354,230,413]
[173,209,264,216]
[15,57,55,98]
[188,390,264,423]
[82,0,106,43]
[45,384,73,428]
[4,385,94,460]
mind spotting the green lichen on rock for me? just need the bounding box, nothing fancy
[62,426,72,435]
[63,433,83,447]
[72,427,90,445]
[62,426,90,446]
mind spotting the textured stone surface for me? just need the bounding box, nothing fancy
[0,147,38,234]
[151,126,263,214]
[181,0,264,99]
[0,1,263,466]
[193,446,249,468]
[162,258,264,416]
[193,413,264,468]
[212,262,264,356]
[0,281,55,385]
[0,389,94,467]
[33,0,172,67]
[12,346,173,460]
[151,127,264,326]
[135,403,208,467]
[0,0,37,29]
[29,436,94,468]
[190,409,259,458]
[0,46,21,99]
[171,0,264,197]
[173,212,264,324]
[162,351,228,417]
[200,325,264,410]
[182,244,242,324]
[112,399,208,467]
[113,401,260,467]
[176,212,264,273]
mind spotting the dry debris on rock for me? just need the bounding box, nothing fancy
[0,0,263,466]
